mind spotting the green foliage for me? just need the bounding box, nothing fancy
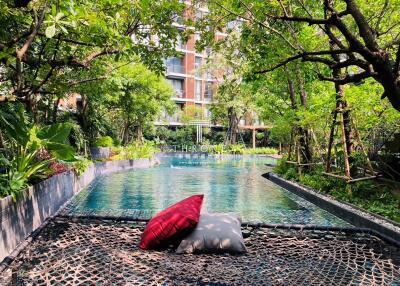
[274,160,400,222]
[212,144,226,154]
[0,109,75,161]
[72,158,92,177]
[107,63,175,143]
[94,136,114,147]
[181,105,203,124]
[228,144,245,154]
[68,123,87,153]
[243,147,278,155]
[0,149,49,200]
[0,109,76,199]
[0,0,185,100]
[111,141,159,160]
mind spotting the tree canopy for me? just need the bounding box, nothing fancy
[199,0,400,111]
[0,0,185,103]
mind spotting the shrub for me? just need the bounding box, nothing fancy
[49,161,71,175]
[243,147,278,155]
[72,158,92,176]
[274,159,291,175]
[110,141,159,160]
[94,136,114,147]
[228,144,245,154]
[212,144,226,154]
[0,149,50,200]
[273,158,400,222]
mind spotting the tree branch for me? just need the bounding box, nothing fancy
[16,6,46,60]
[37,33,96,46]
[318,70,375,84]
[344,0,379,51]
[265,14,331,25]
[330,58,369,70]
[255,50,350,74]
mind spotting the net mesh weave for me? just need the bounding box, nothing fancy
[1,218,399,286]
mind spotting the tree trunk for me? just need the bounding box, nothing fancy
[287,77,312,165]
[298,80,313,165]
[326,110,338,173]
[333,68,355,177]
[226,107,239,144]
[52,97,60,123]
[135,125,144,143]
[122,120,130,145]
[0,130,4,148]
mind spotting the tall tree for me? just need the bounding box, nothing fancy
[0,0,185,106]
[107,63,175,144]
[202,0,400,111]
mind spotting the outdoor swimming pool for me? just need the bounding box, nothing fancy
[64,155,350,226]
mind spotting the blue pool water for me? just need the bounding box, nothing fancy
[66,155,349,226]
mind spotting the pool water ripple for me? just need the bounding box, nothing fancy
[64,156,350,226]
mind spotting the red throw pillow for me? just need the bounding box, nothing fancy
[139,194,204,250]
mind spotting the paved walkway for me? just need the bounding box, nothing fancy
[1,218,399,285]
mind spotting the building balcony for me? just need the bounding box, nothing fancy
[167,64,185,74]
[204,93,213,102]
[165,113,182,123]
[174,90,185,98]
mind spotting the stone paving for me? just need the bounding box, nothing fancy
[0,218,399,285]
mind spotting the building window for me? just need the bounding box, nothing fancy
[195,57,202,77]
[168,79,184,98]
[206,69,213,80]
[176,33,185,50]
[166,57,184,74]
[195,80,202,100]
[204,106,211,118]
[204,82,213,101]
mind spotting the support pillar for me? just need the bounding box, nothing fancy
[252,128,256,149]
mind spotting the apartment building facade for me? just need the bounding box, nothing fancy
[160,2,226,126]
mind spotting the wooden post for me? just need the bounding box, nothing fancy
[296,142,302,176]
[288,130,294,161]
[326,110,338,173]
[339,109,351,179]
[279,142,282,155]
[351,117,374,174]
[252,128,256,149]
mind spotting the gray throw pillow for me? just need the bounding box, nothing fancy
[176,213,247,254]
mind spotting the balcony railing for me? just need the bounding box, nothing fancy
[167,64,184,74]
[174,90,185,98]
[204,92,213,101]
[164,113,181,123]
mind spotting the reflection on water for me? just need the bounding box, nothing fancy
[70,155,349,226]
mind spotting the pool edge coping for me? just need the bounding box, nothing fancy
[264,172,400,247]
